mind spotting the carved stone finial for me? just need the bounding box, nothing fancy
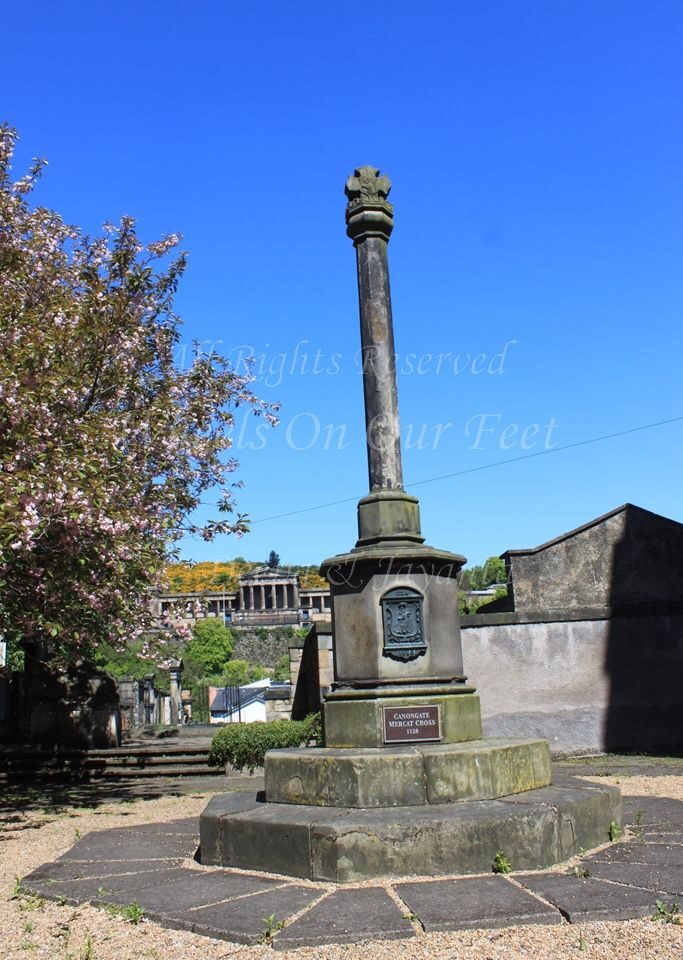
[345,165,394,243]
[345,166,392,206]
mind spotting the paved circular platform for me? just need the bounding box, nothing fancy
[20,791,683,948]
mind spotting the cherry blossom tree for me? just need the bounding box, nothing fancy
[0,125,278,662]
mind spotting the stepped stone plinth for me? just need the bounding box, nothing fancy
[199,165,621,881]
[200,781,622,883]
[264,738,552,807]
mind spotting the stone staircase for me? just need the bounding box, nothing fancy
[0,738,215,785]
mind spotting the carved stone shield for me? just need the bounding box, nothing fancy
[381,587,426,662]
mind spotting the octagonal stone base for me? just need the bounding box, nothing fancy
[264,738,552,807]
[199,781,622,883]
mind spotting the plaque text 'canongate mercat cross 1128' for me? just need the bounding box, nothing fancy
[199,167,622,882]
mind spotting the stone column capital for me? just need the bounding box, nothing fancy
[345,166,394,244]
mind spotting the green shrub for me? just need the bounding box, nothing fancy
[208,714,321,773]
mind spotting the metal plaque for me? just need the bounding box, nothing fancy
[381,587,426,662]
[383,704,441,743]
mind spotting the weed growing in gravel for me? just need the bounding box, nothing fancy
[103,901,145,924]
[651,900,681,924]
[570,866,591,878]
[609,820,623,841]
[80,936,97,960]
[633,810,644,839]
[492,851,512,874]
[258,914,285,944]
[15,890,46,913]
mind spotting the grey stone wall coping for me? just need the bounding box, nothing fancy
[462,602,683,628]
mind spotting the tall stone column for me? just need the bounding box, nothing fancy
[344,168,423,548]
[168,659,183,725]
[346,167,402,493]
[321,166,473,744]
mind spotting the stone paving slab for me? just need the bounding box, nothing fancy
[632,829,683,844]
[24,866,188,907]
[273,887,414,949]
[394,876,561,931]
[108,819,198,837]
[585,840,683,866]
[56,831,197,862]
[517,873,671,922]
[622,795,683,826]
[24,858,184,882]
[584,860,683,895]
[104,868,285,920]
[184,884,323,945]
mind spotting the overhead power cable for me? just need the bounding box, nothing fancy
[247,415,683,526]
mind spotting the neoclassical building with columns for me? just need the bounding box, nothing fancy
[151,566,331,629]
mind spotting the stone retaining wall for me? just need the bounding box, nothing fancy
[231,626,300,667]
[461,608,683,756]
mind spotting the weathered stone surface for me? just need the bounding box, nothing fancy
[23,866,187,907]
[517,873,667,922]
[107,868,281,920]
[186,885,321,944]
[497,782,622,860]
[503,504,683,611]
[273,887,413,949]
[264,738,551,807]
[355,490,423,546]
[310,801,559,882]
[395,876,561,930]
[199,791,262,865]
[585,860,683,895]
[622,795,683,828]
[204,783,621,882]
[24,858,183,882]
[265,746,427,807]
[322,562,467,689]
[217,802,346,879]
[423,738,551,803]
[56,830,196,862]
[323,692,482,749]
[585,840,683,866]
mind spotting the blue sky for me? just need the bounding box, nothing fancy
[4,0,682,567]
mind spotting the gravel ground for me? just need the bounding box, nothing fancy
[1,773,682,960]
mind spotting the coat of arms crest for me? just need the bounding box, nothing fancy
[380,587,426,662]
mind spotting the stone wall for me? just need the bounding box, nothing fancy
[231,626,300,667]
[461,608,683,755]
[504,504,683,611]
[290,622,333,720]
